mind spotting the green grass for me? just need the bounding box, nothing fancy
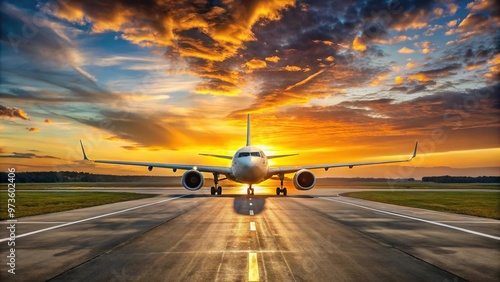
[0,192,156,220]
[345,191,500,219]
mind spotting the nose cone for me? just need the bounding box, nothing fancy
[235,156,266,183]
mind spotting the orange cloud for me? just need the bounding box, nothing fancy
[390,12,429,31]
[398,47,415,54]
[49,0,295,96]
[466,0,495,11]
[485,53,500,80]
[466,62,483,71]
[446,19,458,28]
[447,3,459,15]
[406,62,418,68]
[265,56,280,63]
[370,73,389,86]
[243,59,267,70]
[0,105,30,120]
[352,37,366,51]
[434,7,444,16]
[282,65,303,72]
[394,76,404,84]
[26,127,40,132]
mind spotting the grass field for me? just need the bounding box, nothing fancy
[0,192,156,220]
[345,191,500,219]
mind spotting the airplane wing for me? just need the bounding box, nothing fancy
[199,153,233,160]
[268,142,418,176]
[80,141,232,175]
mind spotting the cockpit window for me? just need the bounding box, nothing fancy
[238,152,261,158]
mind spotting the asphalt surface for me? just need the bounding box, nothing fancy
[1,187,499,281]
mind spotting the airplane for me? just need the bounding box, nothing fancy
[80,114,418,196]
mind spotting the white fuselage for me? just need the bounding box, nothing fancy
[230,146,269,184]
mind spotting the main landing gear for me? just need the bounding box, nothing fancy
[276,174,287,196]
[247,184,254,195]
[210,173,222,196]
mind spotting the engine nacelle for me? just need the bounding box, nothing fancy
[293,169,316,190]
[182,170,204,191]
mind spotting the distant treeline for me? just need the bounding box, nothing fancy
[0,171,178,183]
[422,176,500,183]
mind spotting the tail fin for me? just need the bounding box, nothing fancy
[246,114,251,146]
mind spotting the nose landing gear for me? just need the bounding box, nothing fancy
[247,184,254,195]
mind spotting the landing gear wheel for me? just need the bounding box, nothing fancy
[211,187,216,195]
[217,186,222,195]
[276,187,280,196]
[282,187,287,196]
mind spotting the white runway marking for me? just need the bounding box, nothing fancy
[320,197,500,241]
[249,203,253,206]
[248,252,259,281]
[249,210,254,216]
[0,195,187,243]
[250,222,256,231]
[437,221,500,224]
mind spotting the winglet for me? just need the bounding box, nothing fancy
[246,114,251,146]
[410,141,418,160]
[80,140,89,161]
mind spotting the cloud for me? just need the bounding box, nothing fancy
[45,0,295,96]
[398,47,415,54]
[409,63,462,81]
[44,118,51,124]
[352,37,366,51]
[265,56,280,63]
[446,19,458,28]
[243,59,267,70]
[0,152,60,159]
[0,3,95,82]
[26,127,40,132]
[271,83,500,152]
[0,105,30,120]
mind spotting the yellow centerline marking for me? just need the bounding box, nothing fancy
[250,222,256,231]
[248,252,259,281]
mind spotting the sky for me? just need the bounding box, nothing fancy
[0,0,499,180]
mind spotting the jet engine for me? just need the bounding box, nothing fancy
[182,170,204,191]
[293,169,316,190]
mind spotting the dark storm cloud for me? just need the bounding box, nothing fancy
[0,152,60,159]
[66,109,240,149]
[0,104,30,120]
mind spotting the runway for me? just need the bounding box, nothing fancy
[1,187,499,281]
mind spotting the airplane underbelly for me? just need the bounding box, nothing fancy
[233,164,267,184]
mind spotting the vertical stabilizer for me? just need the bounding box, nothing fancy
[246,114,251,146]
